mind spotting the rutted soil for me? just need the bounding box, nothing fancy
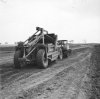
[0,45,99,99]
[87,45,100,99]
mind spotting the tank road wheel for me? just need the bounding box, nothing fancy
[58,49,63,60]
[36,49,48,69]
[14,50,22,69]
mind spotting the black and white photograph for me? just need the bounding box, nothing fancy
[0,0,100,99]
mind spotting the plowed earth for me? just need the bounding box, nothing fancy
[0,44,100,99]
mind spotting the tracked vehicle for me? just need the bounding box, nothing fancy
[14,27,63,68]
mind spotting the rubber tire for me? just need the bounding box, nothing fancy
[36,49,48,69]
[58,49,63,60]
[63,51,68,58]
[69,49,72,55]
[14,50,21,69]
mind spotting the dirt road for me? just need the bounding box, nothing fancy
[0,46,95,99]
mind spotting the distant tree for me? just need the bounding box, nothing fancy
[5,42,8,44]
[14,42,18,45]
[83,40,87,44]
[69,40,74,43]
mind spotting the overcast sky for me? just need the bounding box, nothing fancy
[0,0,100,44]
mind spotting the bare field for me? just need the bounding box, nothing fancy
[87,45,100,99]
[0,44,99,99]
[0,45,15,52]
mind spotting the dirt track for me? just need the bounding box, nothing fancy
[0,45,99,99]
